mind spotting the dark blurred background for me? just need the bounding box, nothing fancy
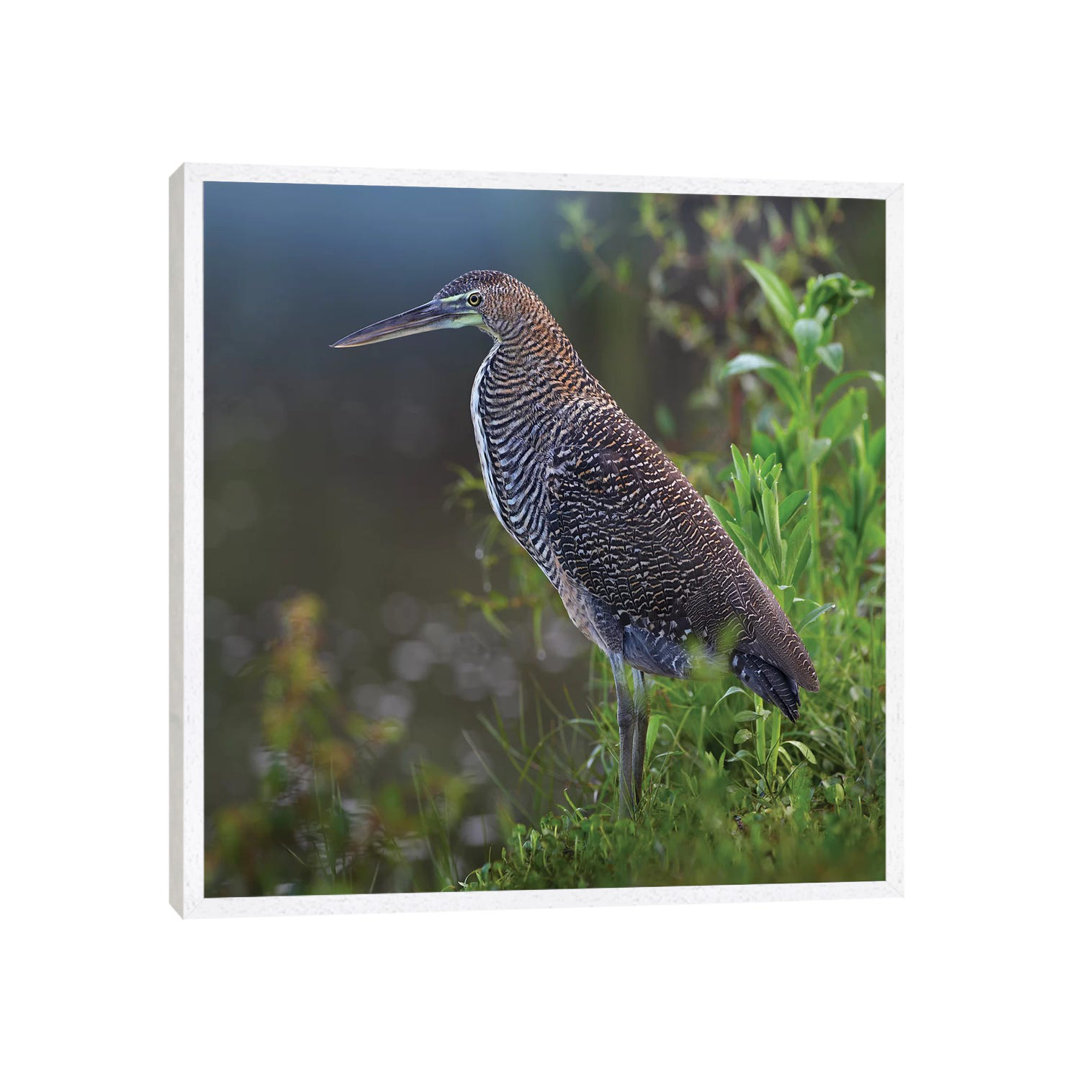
[203,181,884,894]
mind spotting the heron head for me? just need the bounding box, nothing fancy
[331,270,544,350]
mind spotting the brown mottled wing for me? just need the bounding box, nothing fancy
[545,402,818,691]
[545,405,744,639]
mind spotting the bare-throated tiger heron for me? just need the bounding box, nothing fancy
[332,270,819,816]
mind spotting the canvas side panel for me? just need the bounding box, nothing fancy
[168,166,185,915]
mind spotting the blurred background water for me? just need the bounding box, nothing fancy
[203,181,884,894]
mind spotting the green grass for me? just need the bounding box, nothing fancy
[458,636,885,891]
[463,788,883,891]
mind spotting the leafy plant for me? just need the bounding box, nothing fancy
[725,263,881,600]
[206,593,474,896]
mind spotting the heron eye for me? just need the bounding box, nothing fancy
[467,292,482,307]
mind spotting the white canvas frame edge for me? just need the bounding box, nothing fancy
[169,163,903,919]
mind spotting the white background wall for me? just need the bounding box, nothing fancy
[4,3,1073,1076]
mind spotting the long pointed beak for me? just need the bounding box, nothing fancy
[331,298,469,349]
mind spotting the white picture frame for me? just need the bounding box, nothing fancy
[170,163,903,918]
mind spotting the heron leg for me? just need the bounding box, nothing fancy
[630,668,649,804]
[608,651,636,818]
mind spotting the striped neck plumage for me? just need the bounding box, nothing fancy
[491,313,589,378]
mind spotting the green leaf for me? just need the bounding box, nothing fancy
[868,426,886,470]
[779,489,810,525]
[793,318,823,363]
[820,389,867,446]
[814,369,882,411]
[761,486,784,571]
[805,437,832,465]
[730,443,748,487]
[727,749,759,773]
[721,354,803,413]
[751,428,776,459]
[733,477,750,517]
[786,515,812,586]
[783,740,817,764]
[715,685,748,704]
[645,713,660,761]
[726,523,765,575]
[705,494,736,527]
[743,259,797,333]
[802,273,875,325]
[756,366,802,414]
[724,519,753,553]
[795,601,836,632]
[815,343,844,374]
[722,353,781,378]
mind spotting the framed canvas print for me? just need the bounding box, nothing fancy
[170,165,902,917]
